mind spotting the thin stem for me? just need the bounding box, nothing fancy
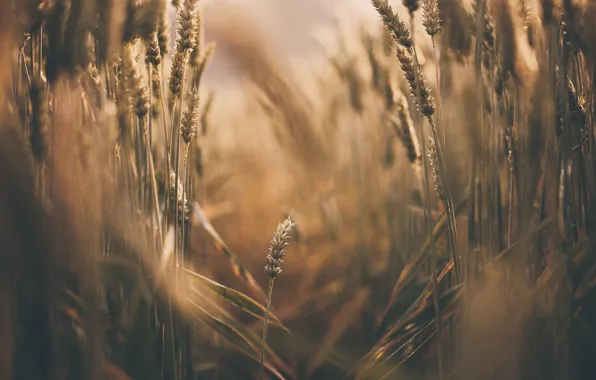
[158,68,171,163]
[428,118,463,282]
[181,144,190,269]
[141,116,164,250]
[148,64,154,150]
[259,278,275,380]
[420,126,445,380]
[155,69,172,241]
[173,84,184,287]
[409,15,445,380]
[169,94,178,164]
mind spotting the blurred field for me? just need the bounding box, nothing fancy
[2,0,596,379]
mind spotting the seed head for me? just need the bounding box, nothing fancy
[473,0,495,69]
[180,90,199,144]
[394,44,434,117]
[168,170,190,223]
[392,94,421,165]
[146,32,162,67]
[175,0,197,55]
[418,72,435,117]
[427,137,443,200]
[265,216,296,279]
[157,10,169,57]
[169,50,187,96]
[395,44,417,96]
[422,0,441,37]
[127,48,149,118]
[403,0,420,14]
[371,0,413,48]
[152,69,162,98]
[189,10,203,69]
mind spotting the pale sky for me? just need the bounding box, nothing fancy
[189,0,383,87]
[198,0,379,56]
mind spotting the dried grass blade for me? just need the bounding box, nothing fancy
[184,267,289,332]
[380,194,468,325]
[377,258,453,337]
[306,287,371,376]
[185,297,287,380]
[189,290,296,378]
[364,321,438,380]
[489,218,554,265]
[355,285,464,379]
[191,201,267,302]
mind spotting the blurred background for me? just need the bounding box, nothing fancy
[6,0,596,379]
[195,0,378,86]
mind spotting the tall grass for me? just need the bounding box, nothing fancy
[2,0,596,379]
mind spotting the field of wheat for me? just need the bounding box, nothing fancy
[2,0,596,379]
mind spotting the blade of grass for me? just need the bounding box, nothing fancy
[488,217,554,265]
[189,289,296,378]
[380,192,468,326]
[184,267,289,332]
[191,201,267,302]
[355,284,464,379]
[185,297,287,380]
[306,287,371,376]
